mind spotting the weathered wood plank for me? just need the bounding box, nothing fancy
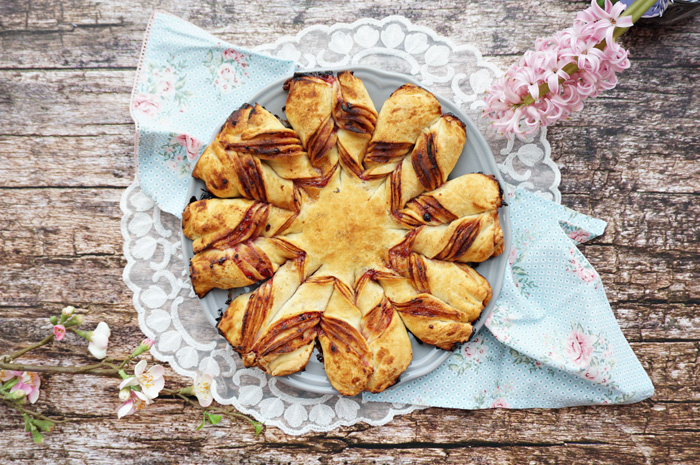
[0,0,697,70]
[0,0,699,462]
[2,387,700,464]
[0,134,135,187]
[0,70,134,136]
[0,188,125,258]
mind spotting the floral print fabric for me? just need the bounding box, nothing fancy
[366,187,654,408]
[131,12,296,217]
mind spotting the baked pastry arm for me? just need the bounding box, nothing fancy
[318,278,374,396]
[355,271,412,393]
[217,257,309,368]
[217,103,319,180]
[284,72,338,174]
[401,173,503,226]
[411,211,504,262]
[183,198,296,254]
[333,71,378,178]
[365,84,442,171]
[389,115,467,222]
[388,233,491,323]
[189,237,302,297]
[192,142,299,211]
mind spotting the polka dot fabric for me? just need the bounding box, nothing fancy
[130,12,296,217]
[365,187,654,409]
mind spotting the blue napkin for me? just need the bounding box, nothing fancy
[130,12,296,217]
[366,187,654,408]
[131,13,653,410]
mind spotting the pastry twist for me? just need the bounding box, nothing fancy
[333,71,378,178]
[183,198,296,254]
[284,72,338,174]
[189,237,302,298]
[389,114,467,222]
[364,84,442,169]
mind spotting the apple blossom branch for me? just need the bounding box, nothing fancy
[0,306,261,444]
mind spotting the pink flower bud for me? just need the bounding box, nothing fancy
[53,325,66,341]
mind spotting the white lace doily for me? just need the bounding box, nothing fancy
[122,16,560,435]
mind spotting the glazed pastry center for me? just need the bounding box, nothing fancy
[289,171,404,281]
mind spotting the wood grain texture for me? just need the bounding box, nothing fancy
[0,0,698,463]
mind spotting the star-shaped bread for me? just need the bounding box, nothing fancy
[183,70,505,395]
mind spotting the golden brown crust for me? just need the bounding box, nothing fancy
[333,71,378,178]
[192,142,300,211]
[315,279,373,396]
[182,199,296,254]
[190,237,301,298]
[389,115,467,223]
[219,103,305,159]
[402,173,503,225]
[284,73,338,171]
[356,273,412,393]
[412,211,505,263]
[365,84,442,166]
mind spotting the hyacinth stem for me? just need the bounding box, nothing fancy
[518,0,660,107]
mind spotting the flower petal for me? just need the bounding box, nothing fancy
[134,359,147,376]
[119,377,139,389]
[147,365,164,379]
[117,400,134,419]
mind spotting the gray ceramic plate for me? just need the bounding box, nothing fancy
[183,66,511,395]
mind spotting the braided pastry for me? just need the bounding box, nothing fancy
[185,70,506,395]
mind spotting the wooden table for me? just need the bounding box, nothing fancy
[1,1,698,463]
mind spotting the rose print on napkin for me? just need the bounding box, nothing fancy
[509,227,538,298]
[204,48,250,94]
[567,248,601,287]
[447,336,494,375]
[159,133,203,177]
[474,381,513,409]
[134,55,194,118]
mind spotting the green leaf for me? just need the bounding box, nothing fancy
[175,79,185,90]
[251,420,264,437]
[207,413,222,426]
[32,419,55,432]
[30,429,44,444]
[23,414,32,432]
[195,411,207,431]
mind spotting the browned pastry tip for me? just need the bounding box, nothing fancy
[284,73,338,169]
[364,83,442,165]
[412,211,505,263]
[190,237,301,298]
[183,199,298,254]
[333,71,379,178]
[318,279,374,396]
[355,272,412,393]
[408,173,503,221]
